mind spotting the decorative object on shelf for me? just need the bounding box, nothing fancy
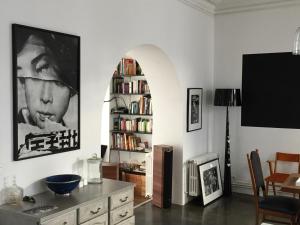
[214,88,241,196]
[293,27,300,55]
[3,176,23,205]
[12,24,80,161]
[87,153,103,184]
[198,159,223,206]
[104,96,129,114]
[45,174,81,195]
[187,88,203,132]
[22,195,36,203]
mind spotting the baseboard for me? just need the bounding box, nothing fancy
[134,197,152,209]
[184,180,294,206]
[232,181,295,197]
[232,181,253,195]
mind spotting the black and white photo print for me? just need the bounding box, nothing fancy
[199,159,223,206]
[12,24,80,160]
[203,166,219,196]
[191,94,199,124]
[187,88,202,132]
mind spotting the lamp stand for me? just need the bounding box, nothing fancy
[224,106,232,196]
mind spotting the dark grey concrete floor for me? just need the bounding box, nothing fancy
[135,193,258,225]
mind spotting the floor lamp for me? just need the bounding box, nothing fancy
[214,89,241,196]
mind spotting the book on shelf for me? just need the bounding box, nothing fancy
[112,117,152,133]
[113,117,120,130]
[111,133,149,151]
[115,58,145,76]
[112,80,149,94]
[124,58,136,75]
[137,119,152,133]
[129,101,139,114]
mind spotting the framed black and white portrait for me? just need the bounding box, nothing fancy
[12,24,80,160]
[187,88,202,132]
[198,159,223,206]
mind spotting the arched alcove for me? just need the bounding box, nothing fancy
[101,45,184,204]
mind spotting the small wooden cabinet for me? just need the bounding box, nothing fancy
[102,162,119,180]
[0,179,134,225]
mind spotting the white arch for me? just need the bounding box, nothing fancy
[127,45,184,204]
[100,44,184,204]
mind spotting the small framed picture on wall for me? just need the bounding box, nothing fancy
[187,88,202,132]
[198,158,223,206]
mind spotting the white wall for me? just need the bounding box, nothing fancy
[214,5,300,193]
[0,0,214,205]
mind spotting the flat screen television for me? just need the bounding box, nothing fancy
[242,52,300,129]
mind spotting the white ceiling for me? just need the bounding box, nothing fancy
[179,0,300,14]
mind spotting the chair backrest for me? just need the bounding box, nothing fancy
[247,149,266,199]
[275,152,300,173]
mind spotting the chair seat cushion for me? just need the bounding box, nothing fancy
[265,173,289,183]
[259,196,300,215]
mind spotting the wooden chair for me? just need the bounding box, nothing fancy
[247,149,300,225]
[265,152,300,195]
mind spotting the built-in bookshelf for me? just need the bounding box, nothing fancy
[109,57,153,198]
[110,148,151,153]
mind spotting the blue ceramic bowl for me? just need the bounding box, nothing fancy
[45,174,81,195]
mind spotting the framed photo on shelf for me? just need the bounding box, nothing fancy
[198,159,223,206]
[12,24,80,160]
[187,88,202,132]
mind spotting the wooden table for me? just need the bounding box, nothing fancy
[281,173,300,194]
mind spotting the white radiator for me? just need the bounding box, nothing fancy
[145,152,153,197]
[187,153,219,196]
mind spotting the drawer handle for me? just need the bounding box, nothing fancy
[119,196,128,202]
[63,222,68,225]
[119,211,128,218]
[90,207,101,214]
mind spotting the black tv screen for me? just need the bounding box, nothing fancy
[242,52,300,129]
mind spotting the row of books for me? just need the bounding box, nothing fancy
[113,58,142,76]
[112,79,149,94]
[129,96,152,115]
[111,133,149,151]
[113,117,152,133]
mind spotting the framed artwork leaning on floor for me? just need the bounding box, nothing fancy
[198,158,223,206]
[12,24,80,160]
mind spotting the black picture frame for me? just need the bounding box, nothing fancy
[187,88,202,132]
[12,24,80,160]
[198,158,223,206]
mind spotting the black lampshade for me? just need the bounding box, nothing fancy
[214,89,242,106]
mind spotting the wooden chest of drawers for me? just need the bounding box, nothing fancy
[0,179,134,225]
[81,213,108,225]
[78,198,108,224]
[41,210,77,225]
[110,188,134,225]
